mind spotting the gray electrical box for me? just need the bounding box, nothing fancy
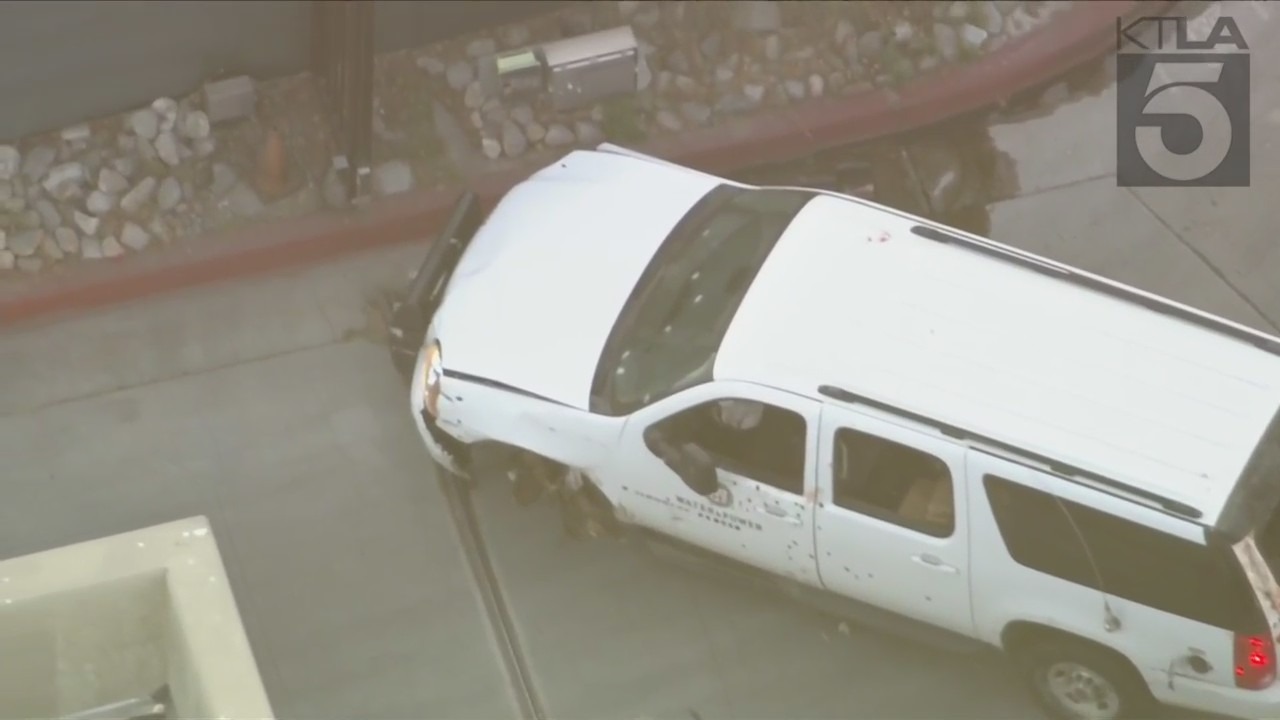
[541,25,639,112]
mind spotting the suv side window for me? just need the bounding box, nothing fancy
[648,399,806,495]
[984,474,1260,632]
[832,428,955,538]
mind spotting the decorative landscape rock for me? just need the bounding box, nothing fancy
[61,123,91,147]
[120,221,151,251]
[157,176,183,211]
[86,190,116,216]
[42,162,86,199]
[418,0,1069,162]
[0,145,18,181]
[80,237,103,260]
[98,167,130,195]
[960,23,990,50]
[0,89,233,271]
[155,131,181,167]
[321,166,348,209]
[222,183,264,218]
[73,210,99,236]
[152,97,179,132]
[120,176,157,215]
[21,145,56,182]
[130,109,160,140]
[371,160,414,197]
[417,55,446,75]
[8,229,42,257]
[40,234,64,262]
[0,0,1072,278]
[193,137,217,158]
[181,110,211,141]
[544,123,575,147]
[466,38,498,58]
[101,235,124,259]
[501,120,527,158]
[34,199,60,231]
[54,227,79,254]
[934,23,961,62]
[446,61,475,91]
[210,164,238,199]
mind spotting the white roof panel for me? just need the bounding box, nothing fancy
[715,194,1280,524]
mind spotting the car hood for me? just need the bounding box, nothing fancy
[432,149,722,410]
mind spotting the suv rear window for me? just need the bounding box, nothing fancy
[985,474,1262,633]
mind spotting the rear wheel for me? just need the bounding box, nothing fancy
[1019,640,1153,720]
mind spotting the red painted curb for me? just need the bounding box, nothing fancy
[0,0,1165,328]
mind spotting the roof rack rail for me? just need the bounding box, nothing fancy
[908,225,1280,356]
[816,383,1203,520]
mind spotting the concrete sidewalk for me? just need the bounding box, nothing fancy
[974,0,1280,333]
[0,0,1161,328]
[0,243,526,720]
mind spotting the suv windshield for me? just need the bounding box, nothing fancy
[590,185,815,416]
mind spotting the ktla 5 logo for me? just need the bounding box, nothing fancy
[1115,13,1250,187]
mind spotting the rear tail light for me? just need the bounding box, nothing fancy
[1234,633,1277,690]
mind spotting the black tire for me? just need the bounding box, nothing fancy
[559,490,590,540]
[1018,640,1153,720]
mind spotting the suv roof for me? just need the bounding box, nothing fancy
[713,192,1280,525]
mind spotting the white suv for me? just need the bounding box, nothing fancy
[388,144,1280,720]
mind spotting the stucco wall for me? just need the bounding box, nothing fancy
[0,517,272,720]
[0,0,566,142]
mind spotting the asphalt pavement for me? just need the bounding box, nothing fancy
[1,2,1276,718]
[0,247,523,720]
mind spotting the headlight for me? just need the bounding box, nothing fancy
[422,340,443,418]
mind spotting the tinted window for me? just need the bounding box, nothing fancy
[832,428,955,538]
[592,186,814,415]
[649,399,806,495]
[984,474,1260,632]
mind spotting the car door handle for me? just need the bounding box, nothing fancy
[912,553,958,574]
[757,504,802,526]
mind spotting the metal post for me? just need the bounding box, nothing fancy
[349,0,375,200]
[337,0,356,200]
[310,0,375,202]
[335,1,351,143]
[309,0,327,79]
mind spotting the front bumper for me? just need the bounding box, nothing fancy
[409,346,468,476]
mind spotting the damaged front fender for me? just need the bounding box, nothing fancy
[438,378,623,478]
